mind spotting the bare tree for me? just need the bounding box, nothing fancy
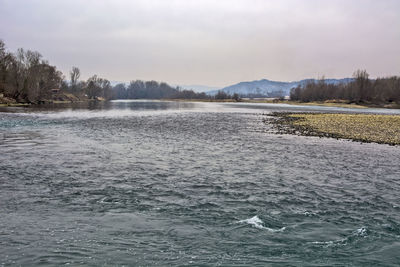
[353,69,369,102]
[0,40,8,93]
[70,66,80,89]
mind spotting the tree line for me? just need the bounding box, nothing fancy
[0,40,63,103]
[112,81,243,101]
[0,39,114,103]
[112,81,210,100]
[8,39,397,105]
[1,39,244,103]
[290,70,400,104]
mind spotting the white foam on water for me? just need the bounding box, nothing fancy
[311,226,368,247]
[310,238,346,247]
[237,216,286,232]
[355,227,368,236]
[302,211,317,216]
[238,216,264,229]
[311,240,335,245]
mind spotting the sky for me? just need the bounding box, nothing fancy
[1,0,400,87]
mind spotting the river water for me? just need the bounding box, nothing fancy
[1,100,400,266]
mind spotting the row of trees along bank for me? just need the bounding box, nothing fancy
[1,39,241,103]
[112,82,241,101]
[0,40,113,103]
[290,70,400,104]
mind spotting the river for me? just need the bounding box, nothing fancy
[1,100,400,266]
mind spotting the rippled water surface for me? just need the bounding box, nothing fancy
[1,100,400,266]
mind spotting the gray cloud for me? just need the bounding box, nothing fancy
[1,0,399,86]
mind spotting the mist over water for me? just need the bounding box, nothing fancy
[1,101,400,266]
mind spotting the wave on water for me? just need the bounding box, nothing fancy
[355,226,368,236]
[238,216,286,232]
[0,108,191,121]
[34,109,188,120]
[311,226,368,247]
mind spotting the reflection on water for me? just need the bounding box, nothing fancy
[1,100,400,266]
[3,99,400,115]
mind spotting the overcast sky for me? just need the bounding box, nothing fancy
[1,0,399,87]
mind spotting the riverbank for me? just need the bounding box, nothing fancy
[267,112,400,145]
[2,95,399,110]
[286,100,400,109]
[167,98,400,109]
[0,92,106,107]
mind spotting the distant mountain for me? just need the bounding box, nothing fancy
[207,78,354,96]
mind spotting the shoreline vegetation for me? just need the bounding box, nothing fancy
[1,39,400,109]
[2,97,400,110]
[165,98,400,109]
[0,39,113,106]
[267,112,400,146]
